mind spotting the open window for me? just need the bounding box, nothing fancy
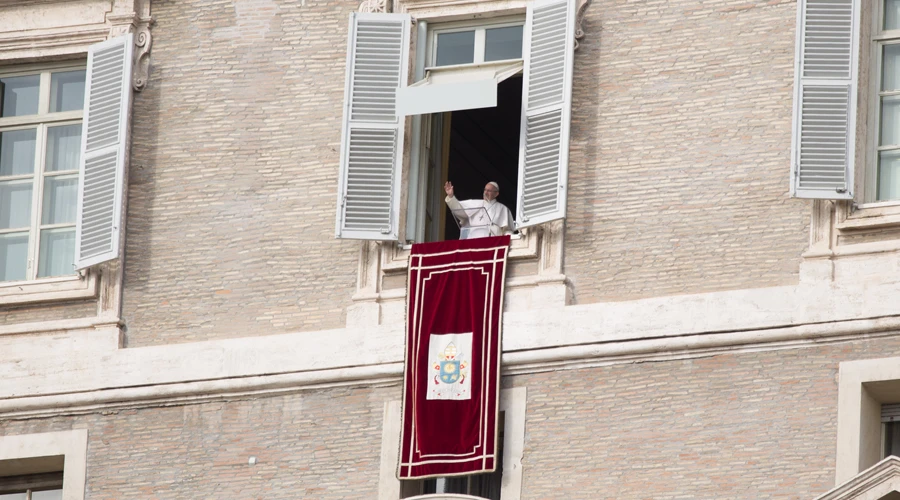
[335,0,576,242]
[399,18,526,242]
[0,34,133,287]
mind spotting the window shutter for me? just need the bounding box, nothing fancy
[515,0,576,228]
[335,13,410,240]
[75,33,134,270]
[790,0,858,199]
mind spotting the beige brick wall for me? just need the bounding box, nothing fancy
[0,385,394,499]
[124,0,362,346]
[8,337,900,498]
[565,0,810,303]
[0,300,96,325]
[512,340,853,499]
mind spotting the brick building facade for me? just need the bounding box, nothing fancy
[1,0,899,498]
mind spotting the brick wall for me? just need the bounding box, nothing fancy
[8,336,900,498]
[123,0,362,346]
[0,300,96,326]
[512,340,852,499]
[0,385,395,499]
[564,0,810,304]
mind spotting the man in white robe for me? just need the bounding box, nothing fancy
[444,181,515,240]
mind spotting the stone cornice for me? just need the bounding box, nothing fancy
[0,1,154,91]
[4,313,900,419]
[4,247,900,419]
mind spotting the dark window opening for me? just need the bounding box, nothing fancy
[425,76,522,242]
[886,421,900,458]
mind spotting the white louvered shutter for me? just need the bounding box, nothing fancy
[790,0,858,199]
[335,13,410,240]
[515,0,576,228]
[75,33,134,270]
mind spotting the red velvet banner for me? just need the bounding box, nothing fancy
[398,235,510,480]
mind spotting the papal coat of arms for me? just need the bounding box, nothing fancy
[427,333,472,401]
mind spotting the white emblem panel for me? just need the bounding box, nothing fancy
[427,333,472,401]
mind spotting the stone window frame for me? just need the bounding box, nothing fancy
[377,387,526,500]
[0,429,88,500]
[0,1,152,314]
[0,61,100,307]
[834,356,900,485]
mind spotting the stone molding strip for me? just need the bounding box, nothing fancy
[4,314,900,419]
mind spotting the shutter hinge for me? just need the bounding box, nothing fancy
[836,188,847,194]
[381,227,391,234]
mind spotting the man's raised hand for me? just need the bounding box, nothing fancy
[444,181,454,198]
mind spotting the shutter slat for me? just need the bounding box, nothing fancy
[75,33,133,270]
[790,0,857,199]
[336,12,409,240]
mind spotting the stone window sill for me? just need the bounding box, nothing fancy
[837,202,900,231]
[385,229,539,273]
[0,272,99,307]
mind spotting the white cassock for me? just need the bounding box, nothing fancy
[445,196,515,240]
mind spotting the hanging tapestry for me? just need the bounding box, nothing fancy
[398,235,510,479]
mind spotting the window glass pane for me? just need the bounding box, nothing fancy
[0,494,27,500]
[0,75,39,117]
[436,31,476,66]
[42,175,78,225]
[32,491,63,500]
[879,150,900,200]
[883,95,900,146]
[0,129,37,176]
[0,232,28,281]
[46,124,82,172]
[50,70,86,113]
[485,26,524,62]
[0,180,33,229]
[885,44,900,91]
[38,227,74,278]
[887,0,900,30]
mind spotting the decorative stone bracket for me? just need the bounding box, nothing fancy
[359,0,390,13]
[107,12,154,92]
[574,0,592,51]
